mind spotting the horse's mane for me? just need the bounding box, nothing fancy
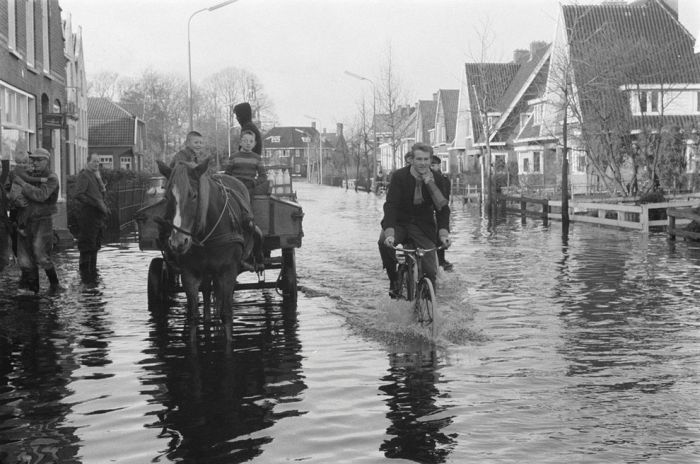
[167,163,247,240]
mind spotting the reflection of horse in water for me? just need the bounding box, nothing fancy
[157,159,261,341]
[145,293,305,462]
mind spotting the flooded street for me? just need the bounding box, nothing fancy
[2,181,700,463]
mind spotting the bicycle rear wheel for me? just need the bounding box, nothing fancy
[395,263,415,301]
[414,277,436,326]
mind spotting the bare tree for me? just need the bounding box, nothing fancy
[376,45,412,172]
[87,71,121,99]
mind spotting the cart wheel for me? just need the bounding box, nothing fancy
[279,248,297,302]
[148,257,170,309]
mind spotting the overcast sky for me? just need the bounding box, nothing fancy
[60,0,700,131]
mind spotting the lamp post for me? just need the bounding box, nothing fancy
[187,0,237,131]
[344,70,377,185]
[304,114,322,184]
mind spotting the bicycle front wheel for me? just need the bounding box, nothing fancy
[414,277,436,326]
[395,263,415,301]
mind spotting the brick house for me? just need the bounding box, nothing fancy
[1,0,70,239]
[62,11,88,174]
[87,97,145,170]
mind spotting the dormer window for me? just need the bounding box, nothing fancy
[270,136,280,143]
[638,90,660,114]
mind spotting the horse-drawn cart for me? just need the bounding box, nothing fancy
[136,188,304,306]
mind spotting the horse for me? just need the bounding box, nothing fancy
[157,157,260,342]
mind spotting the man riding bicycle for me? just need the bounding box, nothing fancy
[378,142,451,298]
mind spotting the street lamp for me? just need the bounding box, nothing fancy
[344,70,377,184]
[187,0,237,131]
[304,114,322,184]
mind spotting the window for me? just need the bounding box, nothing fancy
[639,91,647,113]
[522,158,530,173]
[650,91,659,112]
[494,153,506,172]
[575,151,586,173]
[697,91,700,113]
[8,0,17,52]
[120,156,132,170]
[533,151,541,172]
[41,0,50,73]
[638,90,661,114]
[98,155,113,167]
[687,144,698,173]
[25,0,35,66]
[270,135,280,143]
[1,84,36,162]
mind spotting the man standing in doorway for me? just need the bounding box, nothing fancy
[75,153,109,282]
[11,148,62,294]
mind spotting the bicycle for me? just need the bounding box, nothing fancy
[392,243,441,326]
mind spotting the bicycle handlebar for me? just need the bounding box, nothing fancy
[392,244,444,254]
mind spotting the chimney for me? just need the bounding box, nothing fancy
[336,122,343,136]
[529,41,548,59]
[433,93,438,102]
[311,121,316,130]
[513,49,530,65]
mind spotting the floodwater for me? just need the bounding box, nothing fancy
[1,182,700,463]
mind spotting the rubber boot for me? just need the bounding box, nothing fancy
[46,267,65,294]
[89,252,98,277]
[79,252,91,281]
[25,268,40,294]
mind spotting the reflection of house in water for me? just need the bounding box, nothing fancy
[143,297,306,461]
[380,349,455,462]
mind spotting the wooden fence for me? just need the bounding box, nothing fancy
[497,194,700,232]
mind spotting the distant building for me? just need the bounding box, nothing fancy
[87,98,145,170]
[262,124,320,178]
[63,12,88,174]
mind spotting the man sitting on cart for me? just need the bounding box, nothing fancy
[378,142,451,298]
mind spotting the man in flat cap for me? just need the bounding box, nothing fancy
[11,148,63,293]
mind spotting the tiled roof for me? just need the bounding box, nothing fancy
[564,0,699,85]
[263,126,319,148]
[88,98,138,147]
[491,47,551,144]
[439,89,460,143]
[563,0,700,132]
[416,99,437,142]
[465,62,520,143]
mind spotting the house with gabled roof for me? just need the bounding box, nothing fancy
[263,125,319,178]
[531,0,700,195]
[88,97,145,171]
[415,98,437,146]
[430,89,459,173]
[455,60,520,182]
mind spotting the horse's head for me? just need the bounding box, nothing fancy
[161,158,211,254]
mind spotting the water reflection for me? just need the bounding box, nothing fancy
[0,295,80,463]
[142,292,306,463]
[379,343,455,463]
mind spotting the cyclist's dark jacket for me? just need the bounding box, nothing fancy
[381,165,450,240]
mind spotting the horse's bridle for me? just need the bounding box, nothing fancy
[168,177,233,248]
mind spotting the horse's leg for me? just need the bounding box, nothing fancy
[180,270,202,327]
[201,275,212,323]
[217,266,237,343]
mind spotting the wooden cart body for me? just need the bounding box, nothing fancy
[136,191,303,303]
